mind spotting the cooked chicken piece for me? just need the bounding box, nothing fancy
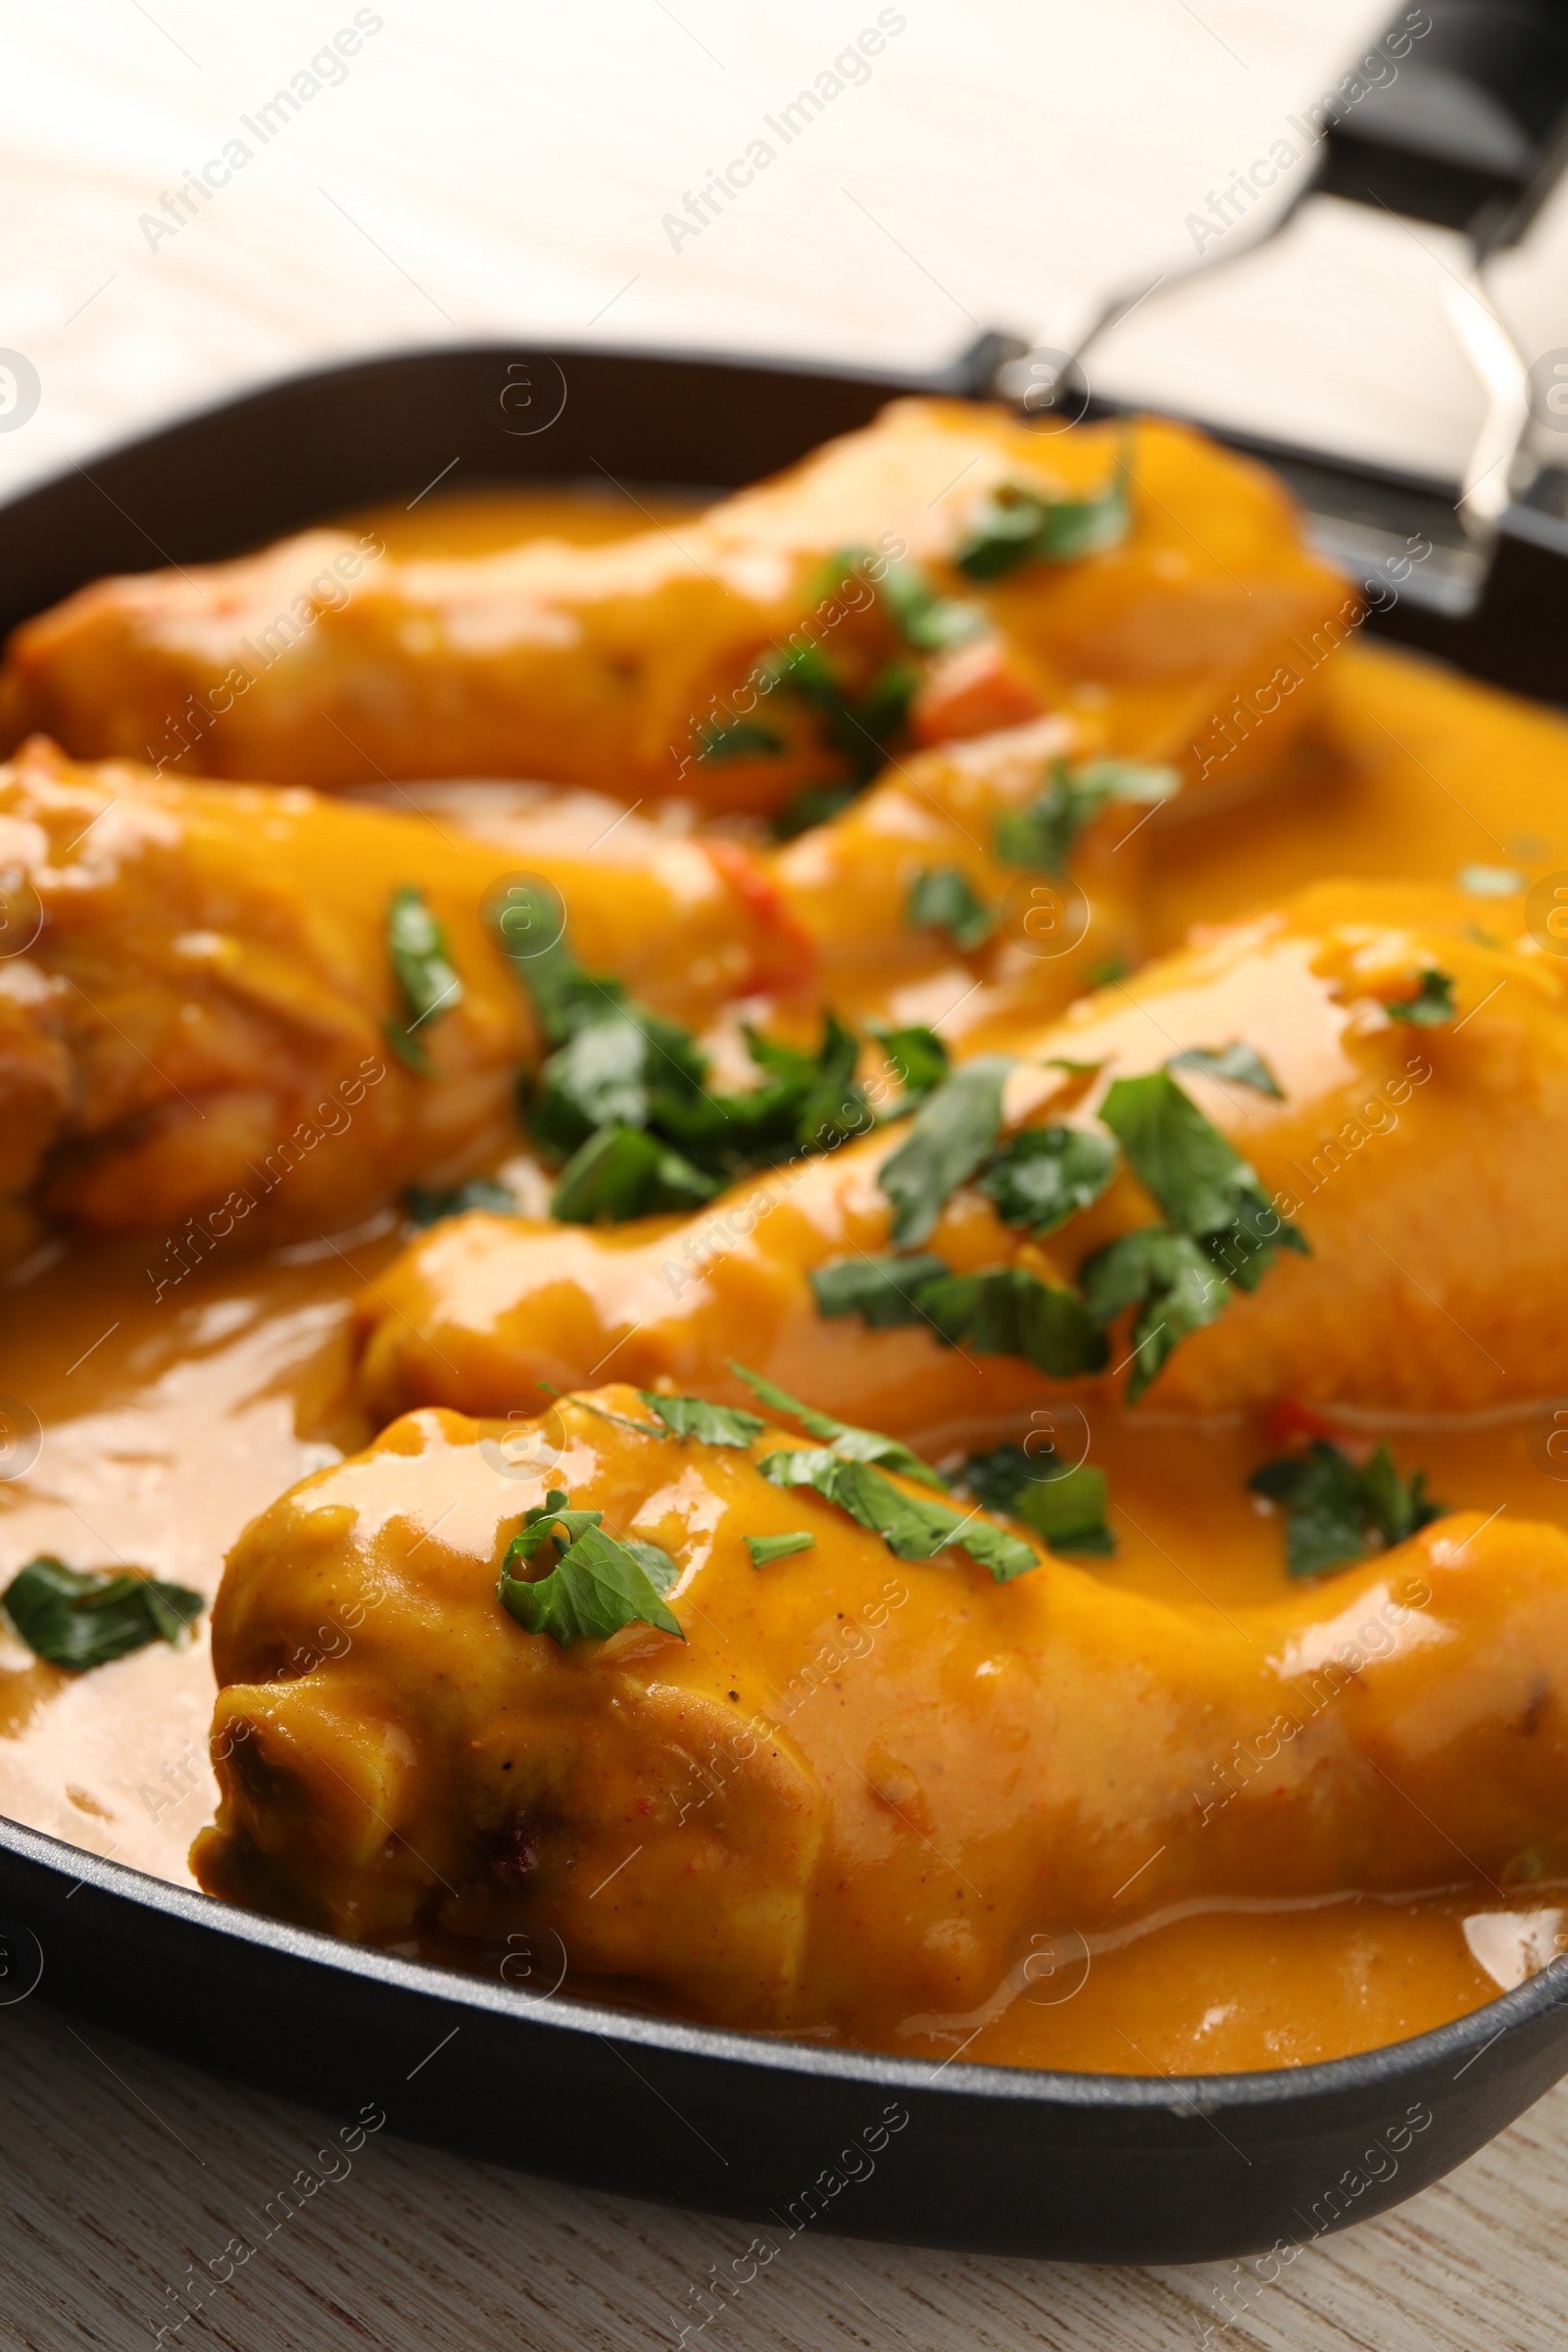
[0,405,1348,817]
[761,713,1162,1034]
[357,879,1567,1441]
[0,738,530,1260]
[0,742,808,1259]
[192,1391,1568,2033]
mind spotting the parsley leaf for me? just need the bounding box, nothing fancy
[1079,1225,1230,1402]
[697,717,786,762]
[809,1253,951,1327]
[746,1531,816,1567]
[385,886,464,1073]
[1165,1045,1284,1100]
[638,1394,766,1447]
[808,1253,1107,1378]
[995,759,1178,872]
[913,1266,1109,1378]
[3,1556,203,1672]
[770,782,862,841]
[906,866,996,953]
[498,1491,683,1646]
[727,1361,948,1489]
[1249,1441,1445,1579]
[404,1176,518,1227]
[874,557,989,652]
[1097,1069,1305,1295]
[550,1125,717,1223]
[871,1023,950,1106]
[759,1448,1037,1583]
[761,640,916,784]
[955,467,1131,581]
[1388,970,1456,1026]
[878,1055,1013,1247]
[496,888,872,1220]
[961,1443,1116,1557]
[980,1125,1119,1235]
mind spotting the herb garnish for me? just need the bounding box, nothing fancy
[874,556,989,652]
[808,1254,1106,1378]
[746,1531,816,1567]
[697,717,786,763]
[498,1491,683,1646]
[385,887,464,1073]
[980,1125,1118,1235]
[758,1448,1038,1583]
[727,1362,948,1489]
[495,883,869,1222]
[808,1254,951,1327]
[955,464,1131,581]
[994,758,1178,871]
[3,1556,203,1672]
[1387,970,1456,1026]
[906,866,996,953]
[1165,1045,1284,1099]
[961,1443,1115,1557]
[1079,1069,1306,1399]
[638,1395,766,1447]
[762,640,917,785]
[1249,1441,1445,1578]
[871,1023,950,1106]
[878,1054,1013,1246]
[404,1176,517,1227]
[913,1265,1108,1377]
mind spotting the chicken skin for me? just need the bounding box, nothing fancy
[193,1391,1568,2034]
[0,405,1349,817]
[357,879,1568,1441]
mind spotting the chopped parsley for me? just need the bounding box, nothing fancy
[995,759,1178,872]
[874,556,989,652]
[955,466,1131,581]
[3,1556,203,1672]
[385,886,464,1073]
[1165,1045,1284,1100]
[913,1265,1108,1377]
[809,1253,1107,1378]
[878,1054,1013,1247]
[871,1022,950,1106]
[962,1443,1115,1557]
[727,1362,948,1489]
[697,716,786,763]
[404,1176,517,1227]
[495,884,869,1222]
[906,866,996,953]
[1249,1441,1445,1579]
[808,1253,951,1327]
[746,1531,816,1568]
[980,1125,1119,1235]
[498,1491,683,1646]
[1387,970,1456,1026]
[761,640,917,785]
[1079,1068,1307,1399]
[770,782,862,840]
[638,1394,766,1447]
[758,1448,1037,1583]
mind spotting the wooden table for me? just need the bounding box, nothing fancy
[4,5,1568,2344]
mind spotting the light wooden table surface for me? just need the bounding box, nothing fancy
[4,5,1568,2346]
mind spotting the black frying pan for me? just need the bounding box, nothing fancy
[1,334,1567,2265]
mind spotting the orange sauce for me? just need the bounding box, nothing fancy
[330,485,706,561]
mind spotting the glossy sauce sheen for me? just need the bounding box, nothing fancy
[4,489,1568,2076]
